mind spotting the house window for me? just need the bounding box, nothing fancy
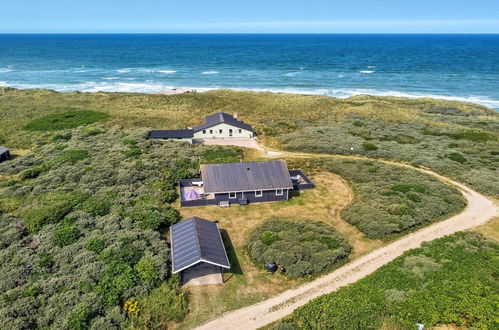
[209,129,213,134]
[219,129,223,134]
[229,129,233,136]
[276,189,283,196]
[238,129,242,133]
[229,192,236,199]
[255,190,263,197]
[203,129,206,134]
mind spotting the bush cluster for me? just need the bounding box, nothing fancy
[0,126,212,329]
[288,158,466,239]
[23,110,109,131]
[247,218,351,278]
[275,232,499,329]
[279,116,499,195]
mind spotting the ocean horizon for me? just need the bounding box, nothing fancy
[1,33,498,109]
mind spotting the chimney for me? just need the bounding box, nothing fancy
[233,112,238,119]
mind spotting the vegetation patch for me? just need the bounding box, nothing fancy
[202,146,241,163]
[247,218,351,278]
[280,117,499,195]
[289,158,466,239]
[0,127,208,329]
[275,232,499,330]
[23,110,109,131]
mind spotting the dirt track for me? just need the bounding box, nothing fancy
[195,140,499,330]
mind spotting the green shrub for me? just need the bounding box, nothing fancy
[133,277,188,328]
[247,218,351,279]
[78,197,111,216]
[446,152,467,163]
[123,146,142,157]
[123,138,138,146]
[23,110,109,131]
[53,222,80,247]
[23,191,89,232]
[95,261,137,307]
[52,132,72,141]
[362,142,378,151]
[135,257,160,286]
[276,232,498,329]
[37,251,54,268]
[85,237,107,254]
[52,149,89,164]
[23,284,42,297]
[260,231,279,245]
[67,306,94,330]
[20,165,46,180]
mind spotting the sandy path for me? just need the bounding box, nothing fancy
[195,141,499,330]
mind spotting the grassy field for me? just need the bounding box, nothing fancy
[0,87,496,329]
[274,231,499,330]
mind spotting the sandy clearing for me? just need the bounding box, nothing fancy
[198,138,284,157]
[195,141,499,330]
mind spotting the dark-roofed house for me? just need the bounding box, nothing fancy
[149,112,254,142]
[170,217,230,286]
[0,147,11,162]
[179,160,308,207]
[192,112,254,139]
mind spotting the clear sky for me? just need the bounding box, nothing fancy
[1,0,499,33]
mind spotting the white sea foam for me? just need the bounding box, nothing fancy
[116,69,131,73]
[102,77,119,80]
[284,72,298,77]
[202,71,219,75]
[158,70,177,74]
[359,70,375,74]
[367,65,376,68]
[0,68,13,73]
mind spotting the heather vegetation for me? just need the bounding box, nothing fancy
[1,88,497,196]
[288,158,466,239]
[275,232,499,329]
[23,109,109,131]
[247,218,351,278]
[0,126,221,329]
[280,114,499,195]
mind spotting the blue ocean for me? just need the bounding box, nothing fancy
[0,34,498,109]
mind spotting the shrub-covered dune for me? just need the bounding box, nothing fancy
[289,158,466,239]
[0,127,226,329]
[274,232,499,330]
[2,88,498,195]
[247,218,351,278]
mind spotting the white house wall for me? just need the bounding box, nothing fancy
[193,123,254,139]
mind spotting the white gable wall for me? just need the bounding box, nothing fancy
[193,123,254,139]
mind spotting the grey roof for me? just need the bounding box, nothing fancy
[149,129,194,139]
[0,146,9,154]
[201,160,293,193]
[170,217,230,274]
[193,112,254,132]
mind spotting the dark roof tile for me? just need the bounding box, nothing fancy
[201,160,293,193]
[170,217,230,273]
